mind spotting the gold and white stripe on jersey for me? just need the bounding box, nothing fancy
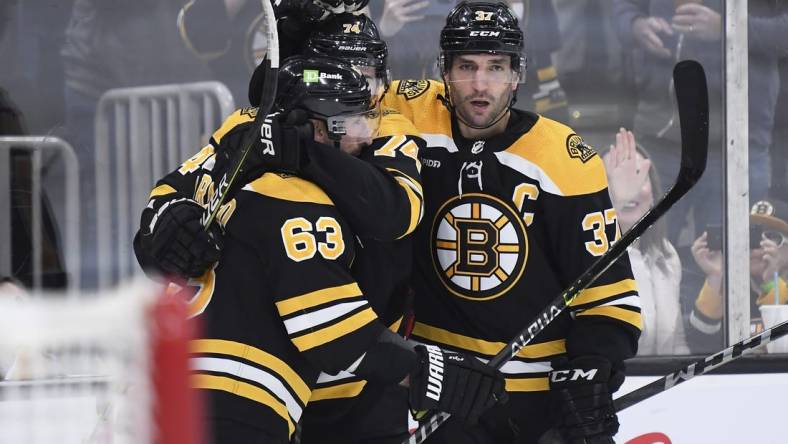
[276,283,378,351]
[410,322,566,392]
[308,316,404,402]
[190,339,310,438]
[570,279,643,330]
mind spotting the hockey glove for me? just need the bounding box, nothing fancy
[408,344,507,425]
[275,0,369,21]
[545,356,622,444]
[213,109,313,191]
[139,198,223,279]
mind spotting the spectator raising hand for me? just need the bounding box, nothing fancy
[603,128,653,231]
[671,3,722,41]
[379,0,429,37]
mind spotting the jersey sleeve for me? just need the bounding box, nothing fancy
[299,108,425,241]
[536,129,642,365]
[133,108,255,275]
[237,176,387,374]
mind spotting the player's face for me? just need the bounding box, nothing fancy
[617,152,654,233]
[445,54,518,128]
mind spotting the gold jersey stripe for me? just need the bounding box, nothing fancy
[396,176,423,238]
[186,269,215,319]
[310,380,367,401]
[276,283,363,316]
[246,173,334,205]
[291,308,378,351]
[192,374,296,438]
[412,322,566,359]
[576,306,643,330]
[505,376,549,392]
[149,184,177,198]
[190,339,310,403]
[571,279,638,307]
[386,168,424,197]
[211,109,254,143]
[389,316,403,333]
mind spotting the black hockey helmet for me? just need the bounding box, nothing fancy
[439,1,525,74]
[305,13,390,101]
[275,55,380,142]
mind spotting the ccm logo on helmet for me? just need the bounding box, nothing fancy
[469,30,501,37]
[550,368,598,383]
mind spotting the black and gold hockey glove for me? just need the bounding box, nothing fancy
[212,109,313,195]
[409,344,507,425]
[542,356,622,444]
[138,198,223,279]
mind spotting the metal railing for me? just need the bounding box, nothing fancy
[94,81,235,288]
[0,137,80,291]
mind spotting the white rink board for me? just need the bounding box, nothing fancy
[615,373,788,443]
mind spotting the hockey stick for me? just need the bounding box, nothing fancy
[200,0,280,229]
[615,319,788,412]
[404,60,709,444]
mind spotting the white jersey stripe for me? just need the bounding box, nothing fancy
[422,133,458,152]
[494,151,564,196]
[283,300,368,335]
[191,356,303,421]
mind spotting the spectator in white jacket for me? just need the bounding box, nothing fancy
[604,128,690,355]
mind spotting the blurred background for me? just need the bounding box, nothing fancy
[0,0,786,360]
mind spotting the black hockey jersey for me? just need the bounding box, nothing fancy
[134,107,424,441]
[382,80,642,393]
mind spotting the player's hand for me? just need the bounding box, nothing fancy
[140,198,223,279]
[631,16,673,59]
[672,3,721,42]
[214,109,313,186]
[408,345,507,424]
[545,356,622,444]
[379,0,429,38]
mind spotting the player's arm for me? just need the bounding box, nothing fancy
[299,109,425,240]
[256,192,503,423]
[133,108,264,279]
[542,153,641,363]
[538,137,641,442]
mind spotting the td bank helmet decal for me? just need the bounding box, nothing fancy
[431,193,528,301]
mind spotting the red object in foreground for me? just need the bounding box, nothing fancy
[150,294,203,444]
[626,432,673,444]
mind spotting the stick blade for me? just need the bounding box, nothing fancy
[674,59,709,189]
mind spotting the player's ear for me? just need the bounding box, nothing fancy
[311,119,330,144]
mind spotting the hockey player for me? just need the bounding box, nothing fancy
[133,55,506,444]
[244,2,643,443]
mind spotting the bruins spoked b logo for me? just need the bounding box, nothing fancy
[431,193,528,301]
